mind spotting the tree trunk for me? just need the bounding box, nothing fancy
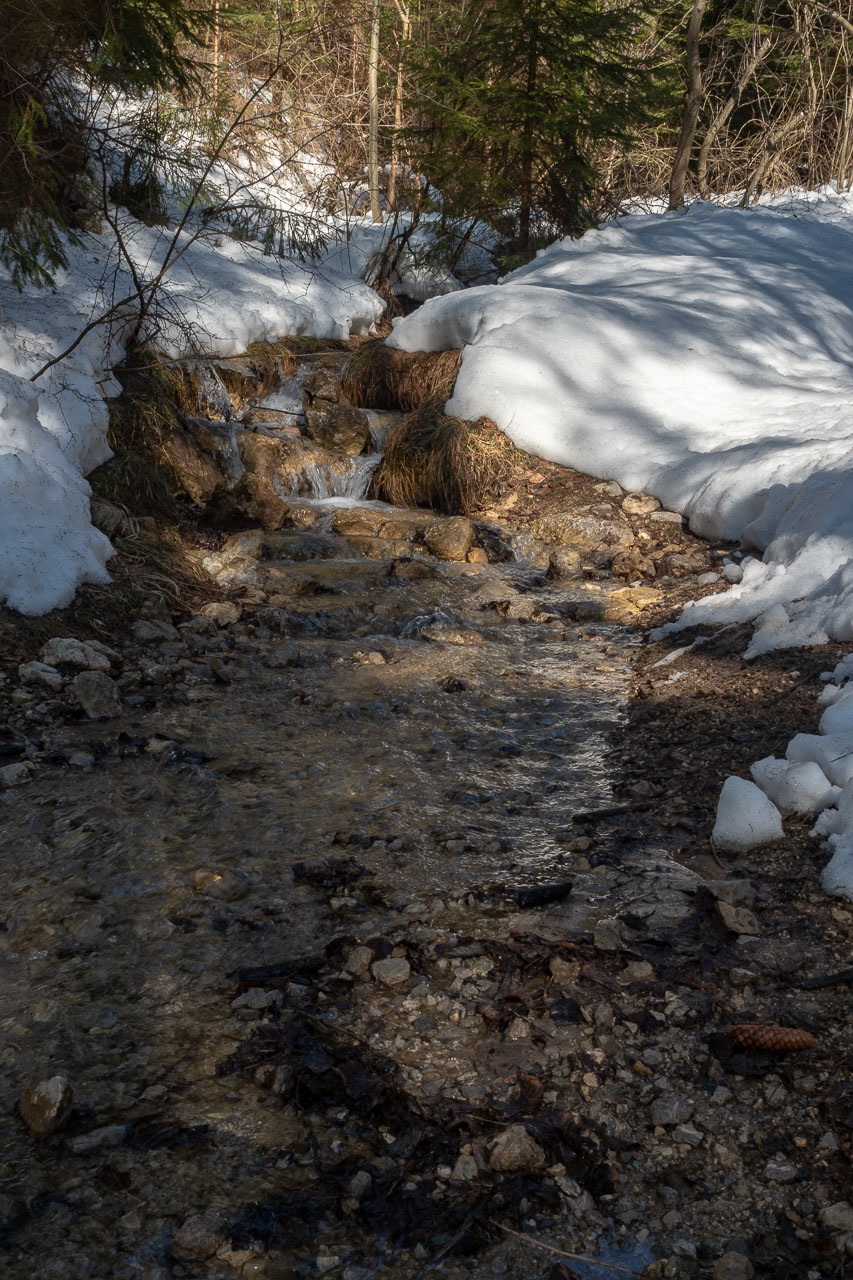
[368,0,382,223]
[668,0,707,210]
[518,37,538,254]
[387,0,410,211]
[696,36,772,196]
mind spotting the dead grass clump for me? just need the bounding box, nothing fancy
[372,405,520,515]
[342,340,462,412]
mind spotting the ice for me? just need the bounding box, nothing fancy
[820,833,853,899]
[786,732,853,787]
[818,688,853,735]
[388,190,853,655]
[712,776,784,851]
[750,755,837,815]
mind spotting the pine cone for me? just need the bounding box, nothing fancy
[728,1023,816,1052]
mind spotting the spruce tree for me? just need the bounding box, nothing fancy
[407,0,668,253]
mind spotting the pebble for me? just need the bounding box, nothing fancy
[171,1211,226,1260]
[72,671,122,719]
[648,510,683,525]
[371,957,411,985]
[622,492,661,516]
[344,946,374,976]
[820,1202,853,1233]
[489,1124,546,1172]
[650,1094,693,1127]
[765,1156,798,1183]
[19,1076,73,1135]
[713,1252,754,1280]
[716,901,760,936]
[0,761,31,787]
[191,868,250,901]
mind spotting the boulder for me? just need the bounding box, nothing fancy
[304,402,371,455]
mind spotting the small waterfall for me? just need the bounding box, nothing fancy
[302,453,382,501]
[197,364,235,420]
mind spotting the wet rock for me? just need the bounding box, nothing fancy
[68,1124,129,1154]
[304,368,342,403]
[424,517,475,561]
[160,422,232,503]
[19,1076,73,1135]
[266,643,301,669]
[304,402,371,455]
[347,536,412,560]
[388,558,437,581]
[230,430,338,529]
[0,761,31,787]
[332,507,386,537]
[223,530,265,560]
[421,625,484,646]
[372,957,411,985]
[191,868,250,901]
[132,619,180,644]
[547,548,582,581]
[622,492,661,516]
[40,637,111,671]
[489,1124,546,1172]
[650,1094,693,1127]
[18,661,63,692]
[716,901,760,936]
[172,1211,226,1261]
[713,1254,754,1280]
[72,671,122,720]
[201,602,241,626]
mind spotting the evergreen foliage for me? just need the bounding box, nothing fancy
[405,0,672,251]
[0,0,212,284]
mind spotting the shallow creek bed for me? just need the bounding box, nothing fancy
[0,475,851,1280]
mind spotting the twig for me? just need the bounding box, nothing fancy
[491,1222,640,1274]
[709,835,724,868]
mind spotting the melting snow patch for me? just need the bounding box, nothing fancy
[712,776,784,851]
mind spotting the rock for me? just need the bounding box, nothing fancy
[593,917,623,950]
[18,661,63,691]
[466,547,489,564]
[0,762,31,787]
[90,497,127,537]
[672,1124,703,1146]
[304,402,371,454]
[68,1124,130,1153]
[132,619,180,644]
[388,558,437,581]
[716,901,760,936]
[764,1156,798,1183]
[530,512,634,550]
[661,552,707,577]
[595,481,624,497]
[650,1093,693,1127]
[489,1124,546,1173]
[265,643,301,669]
[345,946,374,976]
[19,1076,73,1135]
[159,422,231,504]
[222,529,265,560]
[200,602,241,626]
[349,1170,372,1201]
[424,517,476,561]
[622,492,661,516]
[698,570,721,584]
[304,368,343,403]
[40,637,111,671]
[232,988,284,1018]
[172,1211,226,1261]
[72,671,123,720]
[611,548,656,580]
[546,548,582,581]
[820,1202,853,1233]
[451,1153,479,1181]
[332,507,386,537]
[421,625,484,645]
[713,1253,754,1280]
[648,509,683,525]
[191,868,250,901]
[371,957,411,985]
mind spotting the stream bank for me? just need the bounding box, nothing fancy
[0,342,850,1280]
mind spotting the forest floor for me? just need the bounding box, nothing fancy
[0,400,850,1280]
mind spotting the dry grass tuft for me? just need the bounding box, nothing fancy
[372,404,520,515]
[342,340,462,412]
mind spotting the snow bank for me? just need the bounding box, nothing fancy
[387,189,853,655]
[0,213,383,615]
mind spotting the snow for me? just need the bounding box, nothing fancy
[0,207,384,614]
[388,188,853,657]
[749,756,837,815]
[712,776,784,851]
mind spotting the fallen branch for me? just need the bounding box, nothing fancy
[491,1222,641,1275]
